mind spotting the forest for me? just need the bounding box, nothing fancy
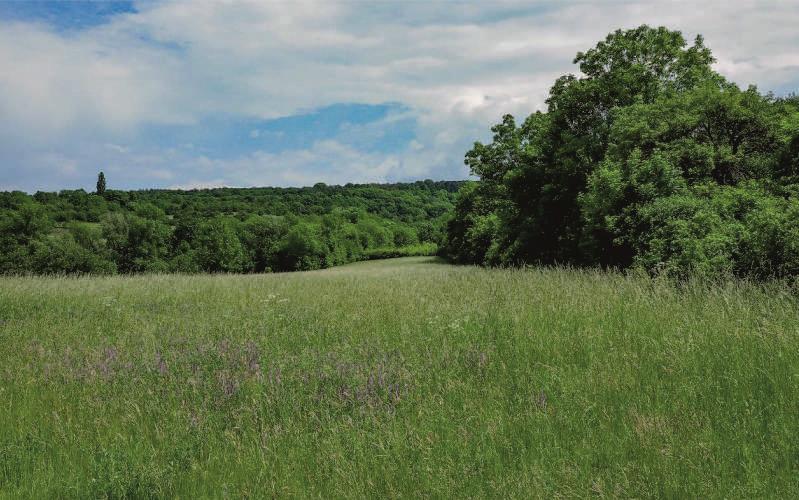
[445,26,799,280]
[0,180,460,274]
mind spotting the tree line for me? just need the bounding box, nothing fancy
[445,25,799,279]
[0,180,461,274]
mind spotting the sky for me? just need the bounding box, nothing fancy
[1,1,798,192]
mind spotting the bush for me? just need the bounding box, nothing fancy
[30,233,116,274]
[363,243,438,260]
[629,183,799,279]
[277,224,326,271]
[194,217,247,273]
[102,213,170,273]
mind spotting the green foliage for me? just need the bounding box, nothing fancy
[391,225,418,247]
[30,233,115,275]
[0,202,52,273]
[102,213,170,273]
[96,171,106,196]
[0,182,459,275]
[447,25,799,279]
[239,215,288,272]
[362,242,438,260]
[630,184,799,279]
[278,223,326,271]
[445,181,504,265]
[193,216,248,273]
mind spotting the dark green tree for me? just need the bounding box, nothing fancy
[277,223,326,271]
[446,25,799,279]
[194,216,247,273]
[101,212,170,273]
[96,172,107,196]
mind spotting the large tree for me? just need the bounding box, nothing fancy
[447,25,799,279]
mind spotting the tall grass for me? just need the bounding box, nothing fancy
[362,242,438,260]
[1,257,798,497]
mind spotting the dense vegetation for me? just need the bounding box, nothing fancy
[446,25,799,279]
[2,257,798,497]
[0,180,460,274]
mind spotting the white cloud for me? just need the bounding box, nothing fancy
[105,143,130,154]
[0,20,187,145]
[1,0,798,191]
[196,140,405,187]
[168,179,229,191]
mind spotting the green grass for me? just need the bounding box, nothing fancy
[362,242,438,260]
[1,257,798,498]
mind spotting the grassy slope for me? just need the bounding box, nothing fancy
[1,257,798,498]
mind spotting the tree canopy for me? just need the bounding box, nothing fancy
[0,181,460,275]
[96,172,106,196]
[446,25,799,279]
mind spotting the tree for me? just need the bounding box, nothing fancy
[277,223,326,271]
[0,179,457,275]
[239,215,288,272]
[446,25,799,279]
[101,212,170,273]
[194,216,247,273]
[96,171,107,196]
[0,202,52,273]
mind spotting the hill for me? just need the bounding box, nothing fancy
[1,257,797,497]
[0,180,463,274]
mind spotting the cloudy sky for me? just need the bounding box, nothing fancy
[1,1,798,192]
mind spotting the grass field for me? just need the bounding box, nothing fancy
[1,257,798,498]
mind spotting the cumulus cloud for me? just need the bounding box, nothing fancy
[1,0,798,191]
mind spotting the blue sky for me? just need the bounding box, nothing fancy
[1,1,798,191]
[0,1,137,30]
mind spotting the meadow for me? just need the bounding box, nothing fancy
[1,256,798,498]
